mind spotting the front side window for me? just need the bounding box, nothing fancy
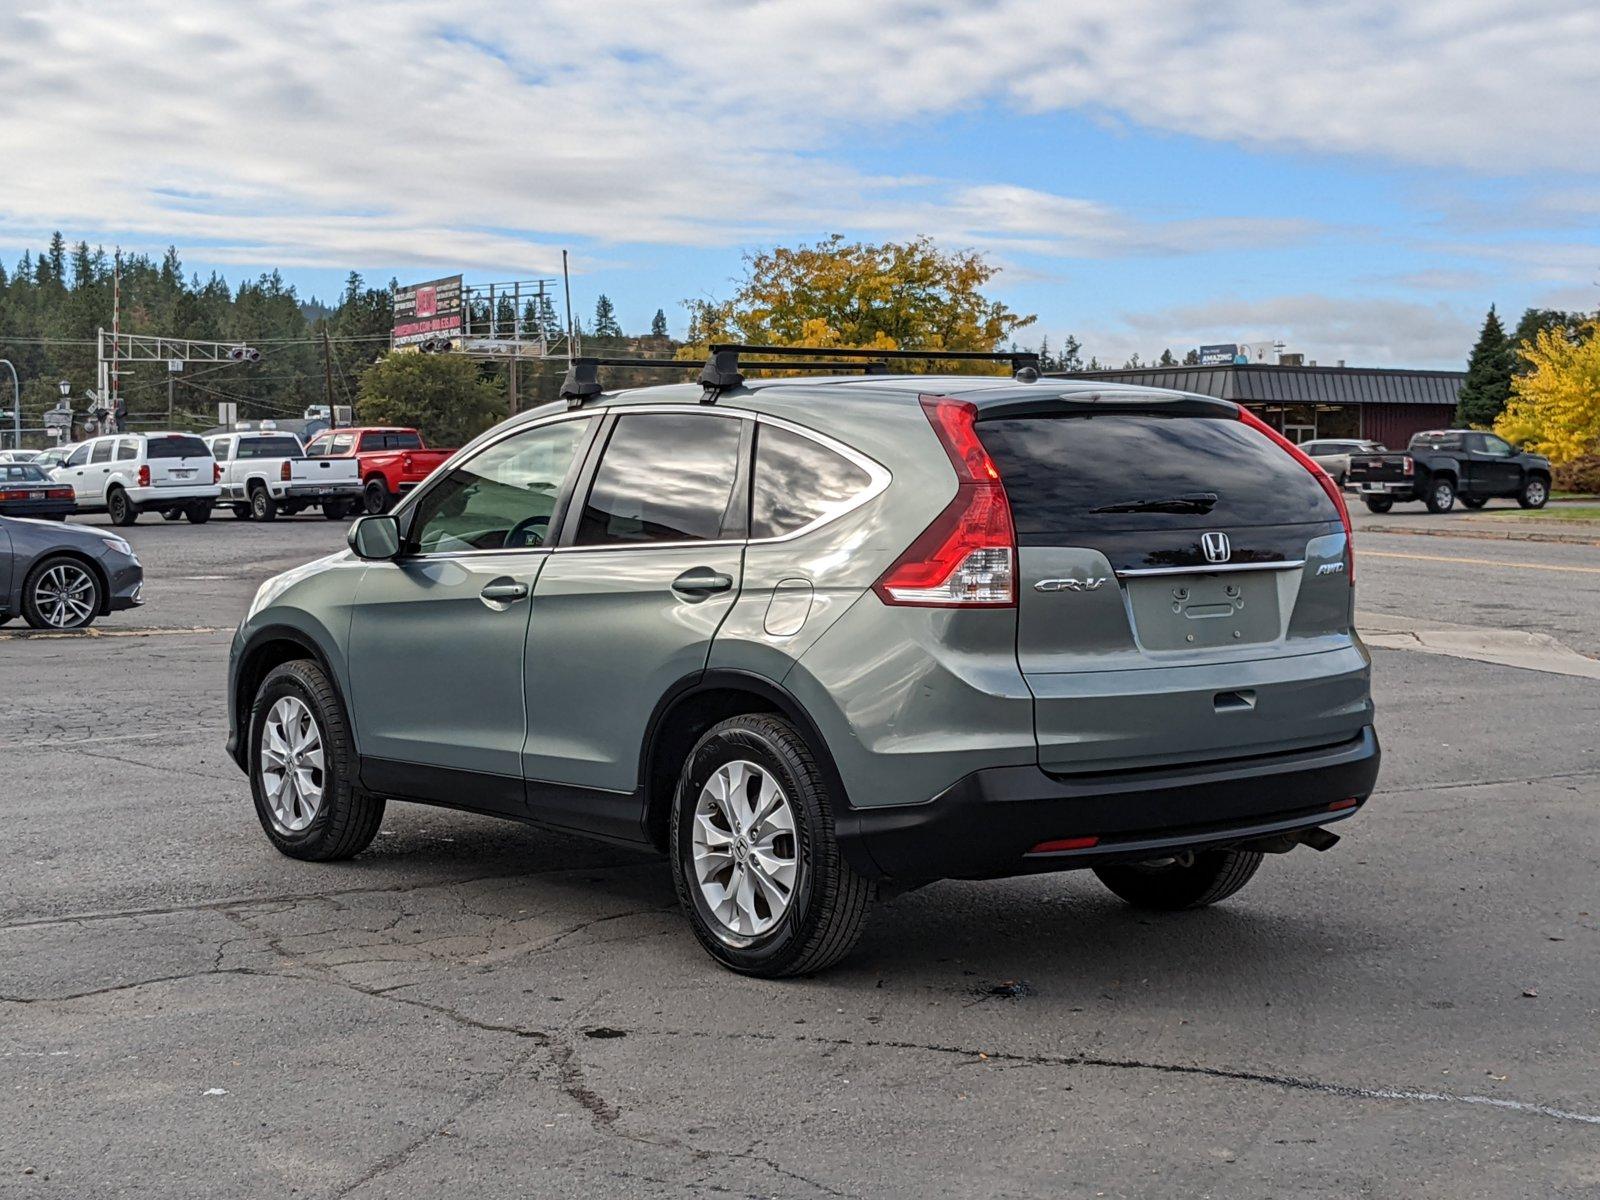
[751,424,873,539]
[1480,434,1515,457]
[409,419,589,554]
[65,444,90,467]
[90,440,113,464]
[576,413,742,546]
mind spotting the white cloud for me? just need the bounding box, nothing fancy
[1,1,1592,276]
[1082,293,1478,368]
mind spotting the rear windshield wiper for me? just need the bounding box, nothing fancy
[1091,492,1219,515]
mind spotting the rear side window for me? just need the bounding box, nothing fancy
[146,435,209,460]
[237,436,303,459]
[576,413,742,546]
[386,431,422,450]
[117,439,138,460]
[751,424,872,539]
[90,441,113,464]
[977,415,1335,538]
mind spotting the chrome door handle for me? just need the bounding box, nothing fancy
[671,567,734,595]
[480,580,529,602]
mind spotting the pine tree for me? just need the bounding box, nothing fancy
[1058,334,1083,372]
[1183,348,1200,365]
[1456,305,1516,427]
[650,308,669,338]
[593,294,622,338]
[1158,348,1176,366]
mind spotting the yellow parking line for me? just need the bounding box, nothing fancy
[1362,550,1600,576]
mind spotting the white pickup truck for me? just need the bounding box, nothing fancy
[205,430,363,521]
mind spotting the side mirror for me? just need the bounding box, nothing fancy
[348,514,401,561]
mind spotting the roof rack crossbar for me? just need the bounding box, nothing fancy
[561,355,893,406]
[698,343,1040,401]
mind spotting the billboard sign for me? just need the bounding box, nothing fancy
[1198,343,1239,366]
[393,275,464,349]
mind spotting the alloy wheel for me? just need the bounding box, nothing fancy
[33,562,97,629]
[259,696,326,834]
[692,759,798,938]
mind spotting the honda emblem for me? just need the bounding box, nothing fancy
[1201,531,1231,564]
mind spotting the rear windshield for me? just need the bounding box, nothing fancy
[237,436,303,459]
[3,463,46,481]
[145,435,210,460]
[977,414,1335,538]
[1409,432,1462,450]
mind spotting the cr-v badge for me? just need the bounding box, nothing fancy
[1035,577,1108,592]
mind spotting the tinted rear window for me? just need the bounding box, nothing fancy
[3,464,46,481]
[146,435,210,460]
[751,425,872,539]
[237,436,303,459]
[977,414,1334,538]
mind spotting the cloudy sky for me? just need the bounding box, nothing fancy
[2,0,1597,367]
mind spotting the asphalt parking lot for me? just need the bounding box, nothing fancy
[4,509,1598,1198]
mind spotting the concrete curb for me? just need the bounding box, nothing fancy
[1361,523,1600,547]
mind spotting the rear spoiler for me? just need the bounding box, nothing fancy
[971,392,1238,421]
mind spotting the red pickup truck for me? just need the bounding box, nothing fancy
[303,427,456,514]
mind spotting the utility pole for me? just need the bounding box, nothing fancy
[322,328,337,428]
[0,359,19,450]
[507,355,518,418]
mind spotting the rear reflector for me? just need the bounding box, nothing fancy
[1327,797,1360,812]
[1028,836,1100,854]
[873,397,1016,608]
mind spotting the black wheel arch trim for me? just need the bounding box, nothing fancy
[228,623,352,771]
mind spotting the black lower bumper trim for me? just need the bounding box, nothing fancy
[836,728,1380,881]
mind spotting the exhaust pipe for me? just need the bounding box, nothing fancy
[1243,825,1342,855]
[1298,826,1340,852]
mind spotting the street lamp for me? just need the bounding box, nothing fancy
[0,359,19,450]
[58,379,71,398]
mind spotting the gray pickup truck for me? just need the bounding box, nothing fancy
[1347,429,1551,513]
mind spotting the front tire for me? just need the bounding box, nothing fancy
[107,487,138,526]
[1423,476,1456,513]
[1363,496,1393,514]
[249,659,384,861]
[670,714,870,977]
[1094,848,1263,910]
[1519,476,1549,509]
[22,554,102,630]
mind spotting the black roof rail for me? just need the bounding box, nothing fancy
[698,343,1040,400]
[562,345,1041,406]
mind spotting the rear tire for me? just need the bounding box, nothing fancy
[1094,848,1263,910]
[1363,496,1393,514]
[185,503,212,524]
[362,479,392,515]
[1519,476,1549,509]
[249,659,384,861]
[322,499,352,520]
[1461,496,1488,509]
[670,714,870,977]
[231,503,253,520]
[1423,476,1456,513]
[250,486,277,521]
[107,487,138,526]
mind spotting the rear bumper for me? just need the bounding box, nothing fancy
[1355,481,1416,497]
[0,499,75,518]
[835,727,1380,880]
[273,482,362,500]
[130,485,221,506]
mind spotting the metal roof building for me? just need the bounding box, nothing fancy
[1050,364,1463,448]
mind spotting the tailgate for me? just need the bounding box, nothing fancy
[977,409,1363,773]
[290,457,359,483]
[1347,454,1409,483]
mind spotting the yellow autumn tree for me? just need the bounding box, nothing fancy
[679,235,1035,373]
[1495,321,1600,463]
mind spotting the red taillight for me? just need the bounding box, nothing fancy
[873,397,1016,607]
[0,489,23,501]
[1029,836,1100,854]
[1328,797,1360,812]
[215,462,224,484]
[280,461,292,481]
[1237,407,1354,583]
[1402,455,1414,476]
[47,488,73,499]
[138,464,151,488]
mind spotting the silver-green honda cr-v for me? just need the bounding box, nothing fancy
[228,347,1379,976]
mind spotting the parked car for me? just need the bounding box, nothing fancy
[0,462,77,519]
[206,430,363,521]
[229,361,1378,976]
[1300,438,1386,488]
[1346,429,1551,513]
[0,514,143,630]
[50,432,220,526]
[0,449,45,464]
[301,426,455,514]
